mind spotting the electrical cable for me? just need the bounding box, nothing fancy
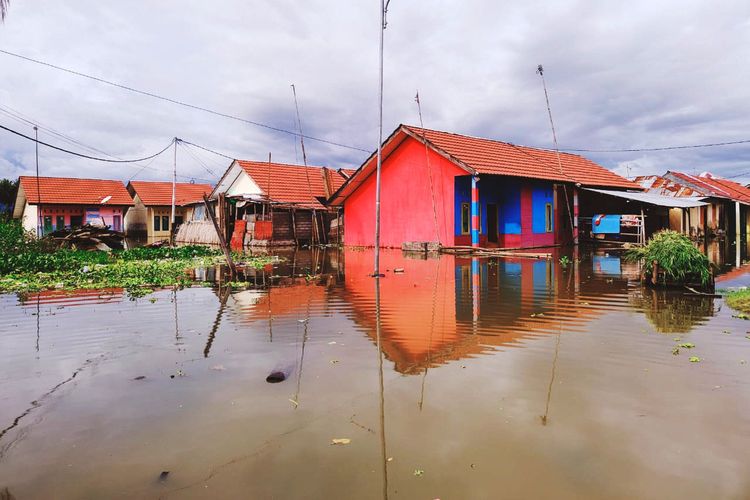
[0,122,174,162]
[0,48,370,153]
[561,139,750,153]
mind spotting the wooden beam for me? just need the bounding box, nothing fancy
[203,194,237,278]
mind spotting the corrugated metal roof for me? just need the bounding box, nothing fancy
[584,188,708,207]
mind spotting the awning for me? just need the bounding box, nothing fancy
[583,188,709,208]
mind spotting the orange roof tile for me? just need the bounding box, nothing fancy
[18,176,133,206]
[128,181,212,206]
[237,161,341,208]
[404,126,638,189]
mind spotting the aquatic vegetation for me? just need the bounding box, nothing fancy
[725,289,750,315]
[559,255,571,268]
[0,220,278,294]
[625,230,711,286]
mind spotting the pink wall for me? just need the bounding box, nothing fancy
[344,137,465,247]
[39,205,126,231]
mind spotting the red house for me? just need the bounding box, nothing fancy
[329,125,638,248]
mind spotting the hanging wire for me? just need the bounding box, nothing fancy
[0,48,370,153]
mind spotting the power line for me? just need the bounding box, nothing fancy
[0,48,370,153]
[561,138,750,153]
[178,139,235,161]
[0,122,175,162]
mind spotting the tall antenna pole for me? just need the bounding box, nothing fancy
[171,138,177,245]
[34,125,41,236]
[537,64,577,245]
[373,0,391,277]
[291,84,313,199]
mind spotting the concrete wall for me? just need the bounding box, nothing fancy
[343,137,464,247]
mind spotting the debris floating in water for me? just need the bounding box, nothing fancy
[331,438,351,445]
[158,471,170,482]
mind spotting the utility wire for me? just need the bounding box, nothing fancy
[561,138,750,153]
[178,139,235,161]
[0,48,370,153]
[0,122,174,162]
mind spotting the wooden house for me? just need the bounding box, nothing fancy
[328,124,638,249]
[634,171,750,239]
[209,160,354,247]
[13,176,133,236]
[125,181,212,241]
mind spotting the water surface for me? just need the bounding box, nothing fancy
[1,248,749,499]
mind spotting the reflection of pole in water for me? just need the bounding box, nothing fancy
[374,277,388,500]
[471,257,480,329]
[573,246,580,294]
[541,326,561,426]
[173,288,181,347]
[35,293,40,356]
[292,317,308,409]
[204,286,231,358]
[418,258,441,411]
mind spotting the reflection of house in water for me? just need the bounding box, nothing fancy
[19,288,124,307]
[341,250,622,375]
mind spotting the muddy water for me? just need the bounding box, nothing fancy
[1,248,750,499]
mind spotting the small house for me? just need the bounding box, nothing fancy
[635,171,750,239]
[209,160,354,247]
[328,124,638,249]
[125,181,212,241]
[13,176,133,236]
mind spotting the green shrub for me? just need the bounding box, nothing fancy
[625,230,711,285]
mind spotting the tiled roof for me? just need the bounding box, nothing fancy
[18,176,133,206]
[128,181,212,206]
[666,172,750,204]
[403,126,639,189]
[238,161,342,208]
[324,168,356,197]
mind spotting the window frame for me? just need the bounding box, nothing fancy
[153,215,161,232]
[545,203,553,233]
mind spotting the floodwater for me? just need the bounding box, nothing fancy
[1,248,750,499]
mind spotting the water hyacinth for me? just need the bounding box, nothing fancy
[625,230,711,286]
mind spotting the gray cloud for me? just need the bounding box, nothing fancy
[0,0,749,185]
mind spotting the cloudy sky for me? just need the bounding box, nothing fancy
[0,0,749,185]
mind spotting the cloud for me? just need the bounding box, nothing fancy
[0,0,748,184]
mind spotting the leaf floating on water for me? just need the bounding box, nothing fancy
[673,337,682,341]
[330,360,339,365]
[733,313,749,320]
[288,398,299,408]
[387,457,394,462]
[331,438,351,445]
[413,469,425,477]
[671,347,680,355]
[678,343,695,349]
[689,356,701,363]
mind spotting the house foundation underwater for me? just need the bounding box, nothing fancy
[329,125,639,249]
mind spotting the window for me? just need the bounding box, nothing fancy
[545,203,553,232]
[162,216,170,232]
[461,203,470,234]
[461,202,482,234]
[112,215,121,232]
[175,215,184,226]
[70,215,83,228]
[154,215,161,232]
[56,216,65,230]
[43,216,53,235]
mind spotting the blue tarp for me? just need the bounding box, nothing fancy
[592,214,621,234]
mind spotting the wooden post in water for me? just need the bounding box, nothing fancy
[203,194,236,278]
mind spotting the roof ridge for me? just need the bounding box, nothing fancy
[19,175,125,183]
[236,159,329,170]
[402,124,587,161]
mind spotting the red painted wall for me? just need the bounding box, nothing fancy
[344,137,465,248]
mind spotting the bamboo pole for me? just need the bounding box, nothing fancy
[203,194,236,278]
